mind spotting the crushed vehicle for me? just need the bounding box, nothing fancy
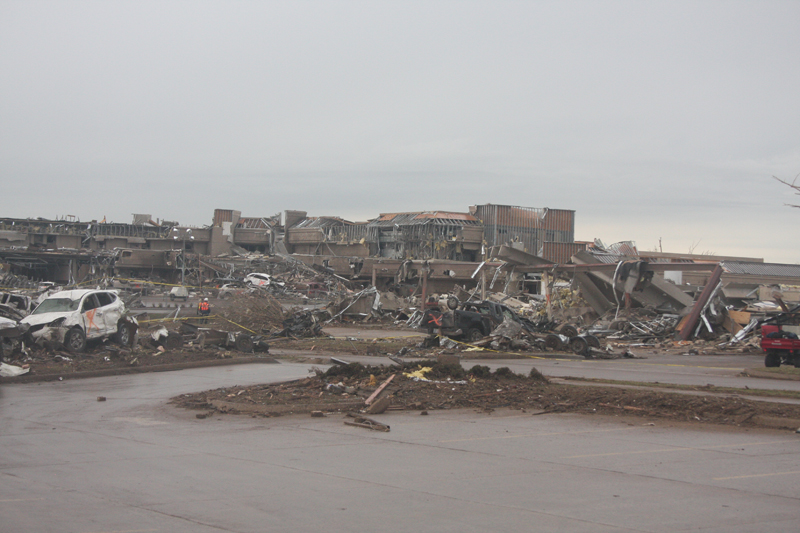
[0,316,29,358]
[20,289,137,353]
[421,297,598,355]
[177,322,270,353]
[303,281,329,298]
[421,298,528,342]
[217,282,252,299]
[421,300,489,342]
[277,309,329,337]
[422,297,554,341]
[0,292,35,320]
[760,307,800,368]
[461,300,554,333]
[110,278,155,295]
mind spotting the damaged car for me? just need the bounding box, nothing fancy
[217,281,252,299]
[0,292,34,319]
[244,273,285,289]
[421,298,559,345]
[20,289,137,353]
[421,299,493,342]
[0,316,29,359]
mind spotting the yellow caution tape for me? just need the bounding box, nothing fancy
[215,317,258,335]
[136,315,219,324]
[135,314,257,335]
[113,277,207,290]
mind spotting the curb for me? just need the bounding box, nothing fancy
[742,369,800,381]
[0,356,279,384]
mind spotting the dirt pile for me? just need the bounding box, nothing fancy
[170,361,800,430]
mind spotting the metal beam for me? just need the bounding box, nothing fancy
[677,264,724,341]
[516,262,719,274]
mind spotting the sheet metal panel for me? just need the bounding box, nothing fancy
[721,261,800,278]
[542,242,587,264]
[473,204,575,255]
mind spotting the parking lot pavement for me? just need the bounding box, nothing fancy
[2,364,800,532]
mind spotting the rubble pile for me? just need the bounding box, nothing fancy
[7,229,800,370]
[0,272,39,290]
[215,293,286,333]
[188,292,330,340]
[1,333,259,376]
[324,287,419,325]
[277,309,329,338]
[418,295,613,357]
[170,361,800,430]
[588,309,680,342]
[171,360,551,415]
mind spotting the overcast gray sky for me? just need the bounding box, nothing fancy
[2,1,799,262]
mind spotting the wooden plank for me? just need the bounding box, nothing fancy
[344,421,390,432]
[364,373,395,405]
[210,399,363,415]
[344,413,390,432]
[722,314,743,336]
[728,310,752,326]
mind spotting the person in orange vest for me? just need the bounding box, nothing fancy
[198,297,211,323]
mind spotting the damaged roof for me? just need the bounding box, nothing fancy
[290,217,358,229]
[721,261,800,278]
[371,212,481,227]
[236,215,281,229]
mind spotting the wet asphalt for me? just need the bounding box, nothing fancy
[2,361,800,532]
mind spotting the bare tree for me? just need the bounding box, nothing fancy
[773,172,800,208]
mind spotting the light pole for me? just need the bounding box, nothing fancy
[171,228,194,286]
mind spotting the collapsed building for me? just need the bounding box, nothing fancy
[0,204,577,287]
[2,205,799,345]
[283,204,577,262]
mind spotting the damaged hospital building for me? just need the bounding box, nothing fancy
[2,202,800,350]
[0,204,577,287]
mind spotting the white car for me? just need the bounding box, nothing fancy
[21,289,135,353]
[244,273,272,287]
[244,273,285,288]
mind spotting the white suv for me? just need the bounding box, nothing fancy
[21,289,135,353]
[244,273,285,289]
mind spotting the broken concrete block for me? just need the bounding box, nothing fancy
[366,396,391,415]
